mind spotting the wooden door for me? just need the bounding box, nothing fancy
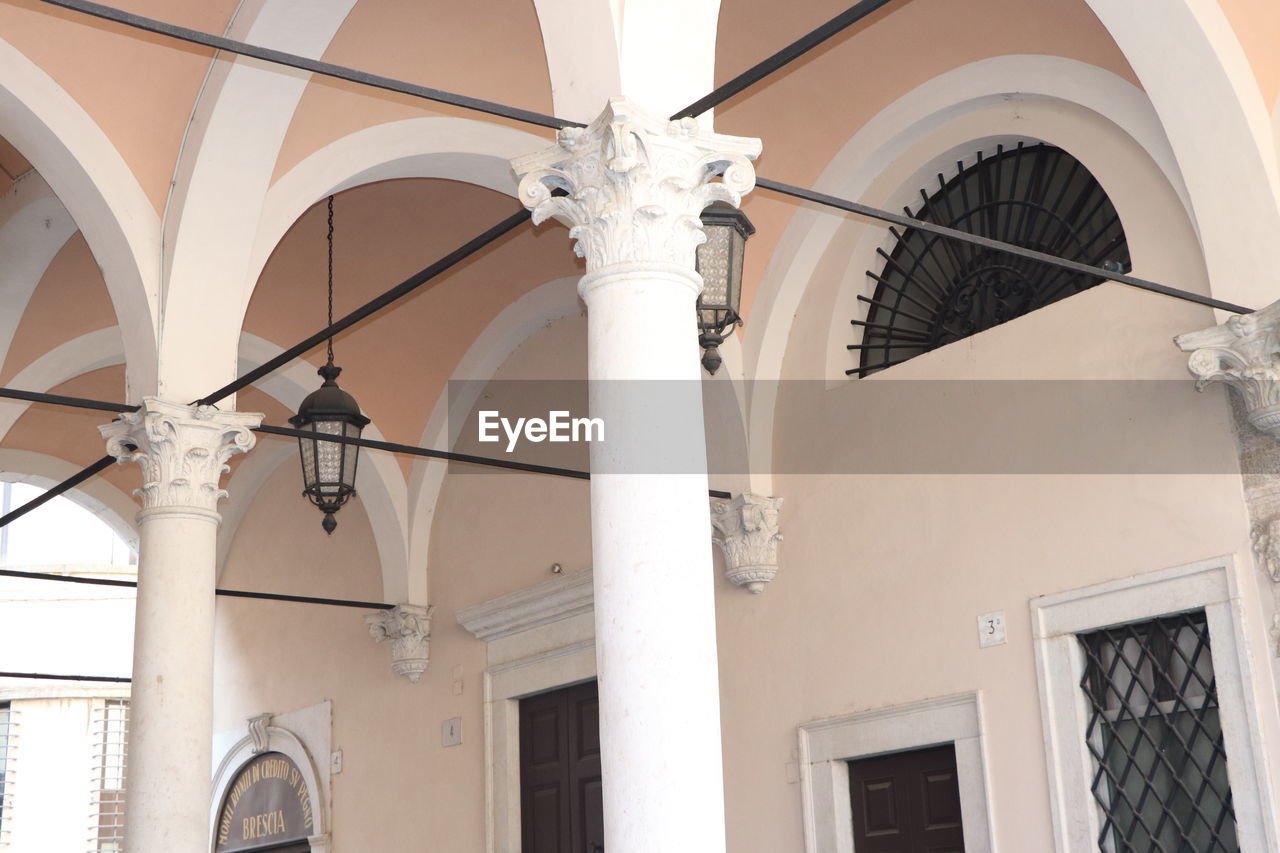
[520,680,604,853]
[848,743,965,852]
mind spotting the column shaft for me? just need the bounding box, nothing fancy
[127,507,220,850]
[513,97,760,853]
[585,266,726,852]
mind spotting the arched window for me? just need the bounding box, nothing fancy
[851,143,1130,377]
[0,482,134,568]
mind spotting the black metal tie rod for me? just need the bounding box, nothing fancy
[0,391,734,527]
[0,567,396,610]
[253,423,734,500]
[0,454,117,529]
[1,210,536,528]
[38,0,580,131]
[0,670,131,683]
[198,208,532,407]
[0,387,136,413]
[672,0,900,119]
[755,177,1254,315]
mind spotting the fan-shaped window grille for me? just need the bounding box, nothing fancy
[851,143,1130,377]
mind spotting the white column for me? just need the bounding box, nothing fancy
[513,98,760,853]
[99,398,261,853]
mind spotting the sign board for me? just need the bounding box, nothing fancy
[215,752,314,852]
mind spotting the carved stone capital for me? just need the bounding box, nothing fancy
[1175,299,1280,436]
[364,604,434,683]
[98,398,263,515]
[511,97,761,272]
[710,493,783,594]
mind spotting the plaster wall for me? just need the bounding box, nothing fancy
[211,274,1271,853]
[211,313,591,851]
[751,294,1259,853]
[0,232,117,384]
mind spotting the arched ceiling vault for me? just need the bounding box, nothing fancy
[0,0,1278,604]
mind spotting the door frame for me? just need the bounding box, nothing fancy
[798,692,995,853]
[489,640,597,853]
[458,568,599,853]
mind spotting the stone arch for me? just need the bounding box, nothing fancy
[406,276,581,594]
[1081,0,1280,310]
[208,709,332,853]
[0,328,126,443]
[157,0,358,403]
[530,0,722,122]
[249,116,551,288]
[0,38,159,398]
[821,104,1200,382]
[744,55,1203,493]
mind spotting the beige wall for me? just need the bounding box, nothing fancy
[210,279,1269,853]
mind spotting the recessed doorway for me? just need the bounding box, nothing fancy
[519,680,604,853]
[847,743,964,852]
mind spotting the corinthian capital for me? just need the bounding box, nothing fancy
[511,97,761,271]
[1175,299,1280,437]
[710,493,783,594]
[99,398,262,514]
[365,604,434,683]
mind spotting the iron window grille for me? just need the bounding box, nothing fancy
[852,142,1130,377]
[88,700,128,853]
[1078,610,1238,852]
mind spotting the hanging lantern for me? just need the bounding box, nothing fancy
[290,363,369,534]
[292,195,369,534]
[695,201,755,374]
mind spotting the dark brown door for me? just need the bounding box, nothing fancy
[520,680,604,853]
[848,743,965,853]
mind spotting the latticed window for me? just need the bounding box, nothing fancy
[88,700,128,853]
[851,142,1130,376]
[1078,611,1238,852]
[0,703,12,848]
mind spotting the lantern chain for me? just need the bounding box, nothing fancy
[326,194,335,367]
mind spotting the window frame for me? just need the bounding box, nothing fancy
[0,701,11,849]
[89,698,128,852]
[1031,556,1280,851]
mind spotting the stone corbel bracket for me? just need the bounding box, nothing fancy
[364,604,434,683]
[1175,299,1280,437]
[710,493,783,594]
[1253,517,1280,584]
[247,712,273,754]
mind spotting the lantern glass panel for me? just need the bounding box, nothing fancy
[341,420,362,490]
[316,420,344,487]
[696,225,735,331]
[698,225,732,306]
[299,432,317,486]
[726,228,745,310]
